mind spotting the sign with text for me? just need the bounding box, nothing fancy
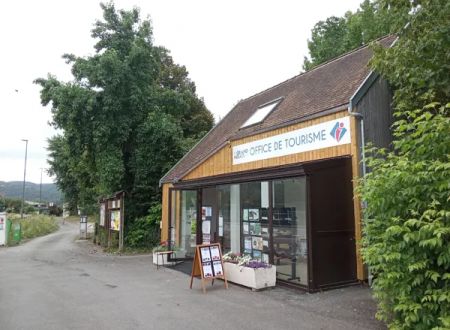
[232,116,351,165]
[190,243,228,293]
[110,210,121,231]
[0,212,6,246]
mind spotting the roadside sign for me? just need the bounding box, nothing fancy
[0,212,6,245]
[190,243,228,293]
[80,216,87,239]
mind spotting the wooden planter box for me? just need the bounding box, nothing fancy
[224,262,276,290]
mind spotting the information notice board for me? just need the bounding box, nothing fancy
[190,243,228,293]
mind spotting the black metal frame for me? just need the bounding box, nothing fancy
[167,187,201,262]
[166,156,354,292]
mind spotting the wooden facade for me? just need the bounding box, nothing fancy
[161,183,172,242]
[184,111,351,180]
[161,110,366,281]
[158,38,397,290]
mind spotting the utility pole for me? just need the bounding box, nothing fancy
[39,167,43,206]
[21,139,28,219]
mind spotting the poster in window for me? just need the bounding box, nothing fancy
[202,234,211,244]
[244,236,252,250]
[248,209,259,221]
[213,261,223,276]
[210,246,221,261]
[243,209,249,221]
[253,250,262,260]
[205,207,212,217]
[252,236,263,250]
[261,208,269,221]
[202,220,211,234]
[200,247,211,262]
[110,210,121,231]
[202,262,213,278]
[250,223,261,235]
[243,222,249,235]
[262,253,269,264]
[202,206,212,221]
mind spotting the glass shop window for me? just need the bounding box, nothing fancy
[218,184,240,254]
[272,177,308,285]
[240,181,270,264]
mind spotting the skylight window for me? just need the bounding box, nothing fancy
[241,100,280,128]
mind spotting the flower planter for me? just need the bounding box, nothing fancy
[152,252,176,266]
[224,262,276,290]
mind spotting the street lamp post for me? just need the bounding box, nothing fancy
[20,139,28,219]
[39,167,43,206]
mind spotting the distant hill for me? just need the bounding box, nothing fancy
[0,181,62,203]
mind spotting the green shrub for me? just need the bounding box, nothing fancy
[360,104,450,329]
[125,203,161,248]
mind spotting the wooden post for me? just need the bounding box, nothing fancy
[119,192,124,252]
[350,115,366,281]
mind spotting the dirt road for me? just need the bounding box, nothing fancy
[0,222,384,330]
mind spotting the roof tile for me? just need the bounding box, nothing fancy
[161,35,396,183]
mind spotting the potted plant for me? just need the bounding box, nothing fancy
[222,252,276,290]
[152,241,175,266]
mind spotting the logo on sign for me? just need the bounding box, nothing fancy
[330,122,347,142]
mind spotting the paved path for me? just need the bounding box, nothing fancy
[0,222,385,330]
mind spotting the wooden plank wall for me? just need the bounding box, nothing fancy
[166,109,365,281]
[350,116,365,281]
[184,111,351,180]
[161,183,172,242]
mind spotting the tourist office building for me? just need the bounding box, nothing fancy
[159,36,395,291]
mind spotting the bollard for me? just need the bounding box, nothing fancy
[80,215,88,239]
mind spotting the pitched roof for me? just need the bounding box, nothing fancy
[161,35,396,184]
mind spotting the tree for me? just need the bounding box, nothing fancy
[370,0,450,112]
[36,3,214,228]
[303,16,348,71]
[302,0,409,71]
[360,0,450,328]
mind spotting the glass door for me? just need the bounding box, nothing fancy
[169,189,198,259]
[272,177,308,286]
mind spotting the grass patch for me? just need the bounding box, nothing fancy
[103,246,154,255]
[10,214,59,241]
[64,215,82,223]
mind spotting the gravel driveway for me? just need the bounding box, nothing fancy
[0,221,385,330]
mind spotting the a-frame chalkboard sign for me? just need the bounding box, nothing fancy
[190,243,228,293]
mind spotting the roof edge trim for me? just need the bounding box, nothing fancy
[240,34,396,105]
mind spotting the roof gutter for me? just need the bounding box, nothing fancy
[348,69,379,286]
[348,36,399,287]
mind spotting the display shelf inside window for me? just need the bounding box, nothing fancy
[241,208,268,262]
[272,207,297,261]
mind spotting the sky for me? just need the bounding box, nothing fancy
[0,0,362,184]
